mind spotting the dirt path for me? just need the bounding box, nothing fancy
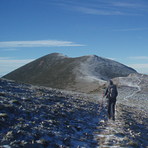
[94,103,148,148]
[123,74,143,101]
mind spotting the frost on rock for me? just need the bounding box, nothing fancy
[0,78,147,148]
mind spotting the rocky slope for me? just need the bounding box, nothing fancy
[3,53,137,93]
[0,78,147,148]
[112,73,148,110]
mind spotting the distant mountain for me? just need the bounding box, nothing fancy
[3,53,137,92]
[113,73,148,93]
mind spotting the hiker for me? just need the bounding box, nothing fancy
[103,80,118,120]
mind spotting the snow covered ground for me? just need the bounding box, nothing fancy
[113,73,148,111]
[0,78,148,148]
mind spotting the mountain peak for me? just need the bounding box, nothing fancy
[45,53,68,59]
[49,52,67,57]
[3,53,137,93]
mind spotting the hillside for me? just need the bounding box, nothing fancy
[113,73,148,110]
[3,53,137,93]
[0,78,147,147]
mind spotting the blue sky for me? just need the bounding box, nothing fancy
[0,0,148,76]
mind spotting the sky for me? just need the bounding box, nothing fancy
[0,0,148,76]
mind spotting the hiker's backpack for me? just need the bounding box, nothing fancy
[107,85,118,99]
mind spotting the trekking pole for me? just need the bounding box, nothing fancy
[100,97,103,110]
[101,94,105,109]
[98,95,101,113]
[98,95,104,113]
[98,95,106,124]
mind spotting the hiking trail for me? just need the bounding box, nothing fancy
[124,74,143,100]
[94,103,133,147]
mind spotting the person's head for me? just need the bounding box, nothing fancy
[109,80,113,85]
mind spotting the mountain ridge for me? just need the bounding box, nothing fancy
[3,53,137,93]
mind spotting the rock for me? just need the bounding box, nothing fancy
[11,99,20,105]
[6,131,13,139]
[0,113,8,118]
[100,120,105,123]
[36,139,49,147]
[63,137,71,146]
[74,125,82,131]
[24,143,44,148]
[0,92,6,96]
[0,145,11,148]
[0,78,147,148]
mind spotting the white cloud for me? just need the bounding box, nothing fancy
[2,48,19,51]
[106,57,116,60]
[128,63,148,74]
[129,63,148,69]
[75,6,125,15]
[57,1,147,16]
[0,57,13,60]
[0,40,84,48]
[126,56,148,73]
[113,28,148,32]
[0,58,34,76]
[128,56,148,60]
[111,2,144,8]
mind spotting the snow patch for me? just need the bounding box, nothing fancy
[56,53,68,58]
[77,55,106,81]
